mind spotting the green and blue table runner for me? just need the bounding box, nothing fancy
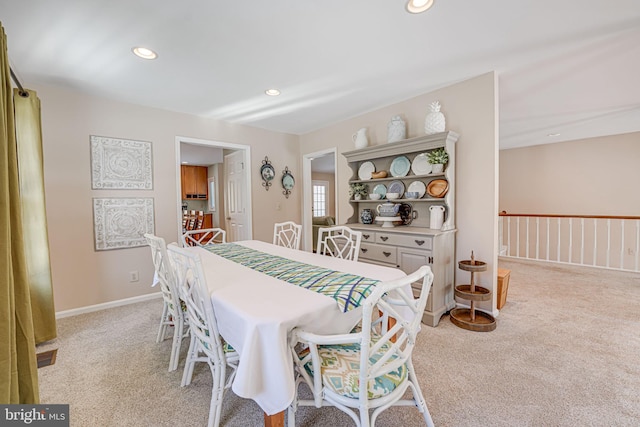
[204,243,379,312]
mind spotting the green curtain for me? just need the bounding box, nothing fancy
[0,23,39,403]
[14,88,57,343]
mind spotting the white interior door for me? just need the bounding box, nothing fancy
[224,150,249,242]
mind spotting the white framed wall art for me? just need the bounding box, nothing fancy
[90,135,153,189]
[93,197,155,250]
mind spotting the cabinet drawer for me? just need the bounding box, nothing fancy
[375,233,432,250]
[360,231,376,243]
[359,242,397,265]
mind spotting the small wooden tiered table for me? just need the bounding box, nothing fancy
[450,253,496,332]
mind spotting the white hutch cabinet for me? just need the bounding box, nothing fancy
[342,131,458,326]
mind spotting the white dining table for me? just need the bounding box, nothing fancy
[190,240,407,424]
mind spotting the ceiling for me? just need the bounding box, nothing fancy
[180,143,223,166]
[2,1,639,150]
[311,153,336,174]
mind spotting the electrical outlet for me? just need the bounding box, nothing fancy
[129,270,139,282]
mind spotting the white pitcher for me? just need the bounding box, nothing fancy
[352,128,368,149]
[429,205,445,229]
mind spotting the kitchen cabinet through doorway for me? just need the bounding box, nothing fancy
[181,165,208,199]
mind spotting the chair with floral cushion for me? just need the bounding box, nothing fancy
[288,265,435,427]
[316,225,362,261]
[273,221,302,250]
[167,244,239,427]
[182,227,226,247]
[144,233,189,372]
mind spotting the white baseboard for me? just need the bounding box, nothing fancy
[55,292,162,319]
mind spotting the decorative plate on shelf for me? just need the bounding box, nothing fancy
[407,180,426,198]
[389,156,410,177]
[372,184,387,198]
[427,179,449,198]
[358,161,376,180]
[387,180,405,198]
[411,153,432,175]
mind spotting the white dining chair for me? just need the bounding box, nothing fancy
[167,244,239,427]
[182,227,226,247]
[144,233,189,372]
[273,221,302,250]
[316,225,362,261]
[288,265,435,427]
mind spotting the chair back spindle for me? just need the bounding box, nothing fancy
[182,228,227,247]
[316,226,362,261]
[273,221,302,250]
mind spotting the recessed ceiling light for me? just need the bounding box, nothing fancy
[406,0,435,14]
[132,46,158,60]
[547,133,561,137]
[265,89,280,96]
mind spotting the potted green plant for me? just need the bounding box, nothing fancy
[349,182,368,200]
[427,148,449,173]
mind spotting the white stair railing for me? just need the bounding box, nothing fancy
[498,213,640,272]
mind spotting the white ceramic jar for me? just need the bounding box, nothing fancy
[387,115,406,143]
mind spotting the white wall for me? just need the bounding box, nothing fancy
[35,83,301,311]
[35,72,501,313]
[299,72,500,311]
[500,132,640,215]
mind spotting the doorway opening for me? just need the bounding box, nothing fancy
[302,148,337,251]
[175,136,253,243]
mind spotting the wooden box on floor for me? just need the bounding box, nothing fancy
[497,268,511,309]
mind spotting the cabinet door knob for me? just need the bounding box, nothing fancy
[415,240,425,246]
[380,236,389,241]
[361,248,368,253]
[383,251,391,257]
[363,234,370,239]
[428,256,434,264]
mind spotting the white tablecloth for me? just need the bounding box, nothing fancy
[192,240,406,415]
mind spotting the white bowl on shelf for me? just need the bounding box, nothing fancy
[405,191,419,199]
[369,194,382,200]
[386,192,400,200]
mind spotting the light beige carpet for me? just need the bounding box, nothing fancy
[37,259,640,426]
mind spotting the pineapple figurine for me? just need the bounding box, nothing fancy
[424,101,446,135]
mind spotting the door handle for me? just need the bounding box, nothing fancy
[363,234,370,240]
[361,248,368,253]
[226,217,231,220]
[383,252,391,257]
[415,240,425,246]
[380,236,388,242]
